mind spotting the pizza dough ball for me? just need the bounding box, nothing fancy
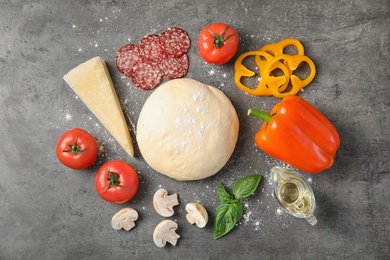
[137,78,239,181]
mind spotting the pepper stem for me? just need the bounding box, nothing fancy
[248,108,273,122]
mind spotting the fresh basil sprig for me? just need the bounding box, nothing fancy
[213,174,262,240]
[217,183,234,203]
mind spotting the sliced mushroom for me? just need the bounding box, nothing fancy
[153,220,180,247]
[111,208,138,231]
[153,188,179,217]
[185,202,208,228]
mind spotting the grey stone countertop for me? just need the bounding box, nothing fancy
[1,0,389,259]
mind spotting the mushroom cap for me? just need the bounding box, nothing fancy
[111,208,138,231]
[153,220,180,247]
[185,202,208,228]
[153,188,179,217]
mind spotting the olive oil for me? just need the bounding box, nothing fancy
[271,166,317,225]
[279,182,311,215]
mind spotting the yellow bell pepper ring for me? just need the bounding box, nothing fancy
[255,43,279,68]
[259,57,291,94]
[263,54,316,98]
[234,50,290,96]
[255,38,305,70]
[234,50,263,96]
[262,38,305,56]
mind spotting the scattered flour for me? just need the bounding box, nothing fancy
[242,202,263,231]
[208,69,215,76]
[276,207,285,216]
[65,113,73,121]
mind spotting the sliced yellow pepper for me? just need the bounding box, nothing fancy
[234,50,289,96]
[262,54,316,98]
[261,38,305,56]
[256,38,305,72]
[234,38,316,98]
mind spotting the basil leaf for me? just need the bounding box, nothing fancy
[217,183,234,203]
[232,174,262,199]
[212,200,243,240]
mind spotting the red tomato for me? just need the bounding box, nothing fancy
[56,128,98,170]
[198,23,239,65]
[95,160,139,204]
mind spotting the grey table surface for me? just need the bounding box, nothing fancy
[1,0,389,259]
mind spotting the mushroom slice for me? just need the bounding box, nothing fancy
[185,202,208,228]
[111,208,139,231]
[153,220,180,247]
[153,188,179,217]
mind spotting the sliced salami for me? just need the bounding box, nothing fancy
[158,54,189,79]
[131,62,163,90]
[115,44,142,77]
[139,34,164,66]
[159,27,191,57]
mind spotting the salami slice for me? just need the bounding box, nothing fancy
[115,44,142,77]
[131,62,163,90]
[158,54,189,79]
[159,27,191,57]
[139,34,164,66]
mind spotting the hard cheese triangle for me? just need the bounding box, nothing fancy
[63,56,134,157]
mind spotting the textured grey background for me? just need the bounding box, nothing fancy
[1,0,389,259]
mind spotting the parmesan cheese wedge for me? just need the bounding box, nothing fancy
[63,56,134,157]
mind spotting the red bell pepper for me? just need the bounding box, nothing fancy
[248,96,340,173]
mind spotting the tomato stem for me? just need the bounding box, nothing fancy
[63,136,87,156]
[100,169,131,193]
[207,25,237,49]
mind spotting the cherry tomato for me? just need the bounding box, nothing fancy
[95,160,139,204]
[198,23,239,65]
[56,128,98,170]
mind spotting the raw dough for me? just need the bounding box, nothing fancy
[137,78,239,181]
